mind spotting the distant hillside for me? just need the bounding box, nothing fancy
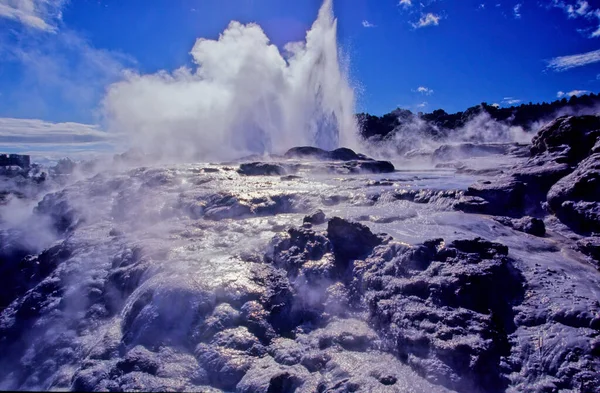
[357,92,600,141]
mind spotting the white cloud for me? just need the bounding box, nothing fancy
[502,97,522,105]
[1,29,131,121]
[514,3,522,18]
[0,117,118,145]
[417,101,428,108]
[479,4,486,9]
[557,89,590,97]
[399,0,412,7]
[491,103,500,108]
[547,48,600,71]
[0,0,65,32]
[362,20,376,28]
[413,86,434,95]
[550,1,600,38]
[412,13,441,28]
[102,1,358,161]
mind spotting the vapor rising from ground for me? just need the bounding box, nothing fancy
[102,0,358,163]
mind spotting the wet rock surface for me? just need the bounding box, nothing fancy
[238,147,396,176]
[493,216,546,237]
[1,142,600,392]
[456,116,600,236]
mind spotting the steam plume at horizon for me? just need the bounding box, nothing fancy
[102,0,359,162]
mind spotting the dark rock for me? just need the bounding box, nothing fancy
[432,143,509,162]
[280,175,301,181]
[494,216,546,237]
[114,346,160,376]
[547,154,600,233]
[327,217,383,262]
[359,237,524,392]
[303,210,326,225]
[531,115,600,163]
[283,146,365,161]
[284,146,331,160]
[354,160,395,173]
[463,177,527,217]
[576,237,600,269]
[0,241,71,310]
[238,162,288,176]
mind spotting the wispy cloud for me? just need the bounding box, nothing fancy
[502,97,522,105]
[417,101,428,108]
[412,13,441,28]
[513,3,522,18]
[0,117,119,145]
[413,86,434,95]
[399,0,412,8]
[362,20,377,28]
[557,89,590,98]
[2,29,132,121]
[547,48,600,71]
[0,0,65,32]
[549,0,600,38]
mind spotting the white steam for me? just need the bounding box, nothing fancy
[102,0,358,162]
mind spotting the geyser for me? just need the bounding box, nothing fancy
[103,0,358,162]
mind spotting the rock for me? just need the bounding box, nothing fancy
[327,217,384,262]
[303,210,326,225]
[547,153,600,233]
[284,146,331,160]
[463,177,527,217]
[238,162,288,176]
[576,237,600,269]
[359,237,524,392]
[330,147,364,161]
[354,160,395,173]
[531,115,600,163]
[283,146,365,161]
[115,346,160,375]
[493,216,546,237]
[432,143,509,162]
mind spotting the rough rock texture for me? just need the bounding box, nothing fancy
[432,143,509,162]
[458,115,600,224]
[576,237,600,269]
[357,237,525,392]
[284,146,369,161]
[238,162,290,176]
[303,209,326,225]
[530,115,600,163]
[547,153,600,234]
[238,147,396,175]
[493,216,546,237]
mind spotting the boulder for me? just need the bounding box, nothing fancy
[303,210,326,225]
[576,237,600,269]
[530,115,600,163]
[463,177,527,217]
[327,217,383,262]
[238,163,288,176]
[283,146,365,161]
[547,154,600,233]
[493,216,546,237]
[432,143,509,162]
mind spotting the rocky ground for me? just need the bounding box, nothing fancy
[0,115,599,392]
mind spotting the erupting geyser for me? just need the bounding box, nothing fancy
[103,0,359,161]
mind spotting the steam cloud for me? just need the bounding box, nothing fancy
[102,0,358,162]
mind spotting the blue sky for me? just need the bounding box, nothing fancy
[0,0,599,155]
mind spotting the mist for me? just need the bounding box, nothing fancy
[102,0,358,163]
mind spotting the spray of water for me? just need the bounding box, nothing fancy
[102,0,358,162]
